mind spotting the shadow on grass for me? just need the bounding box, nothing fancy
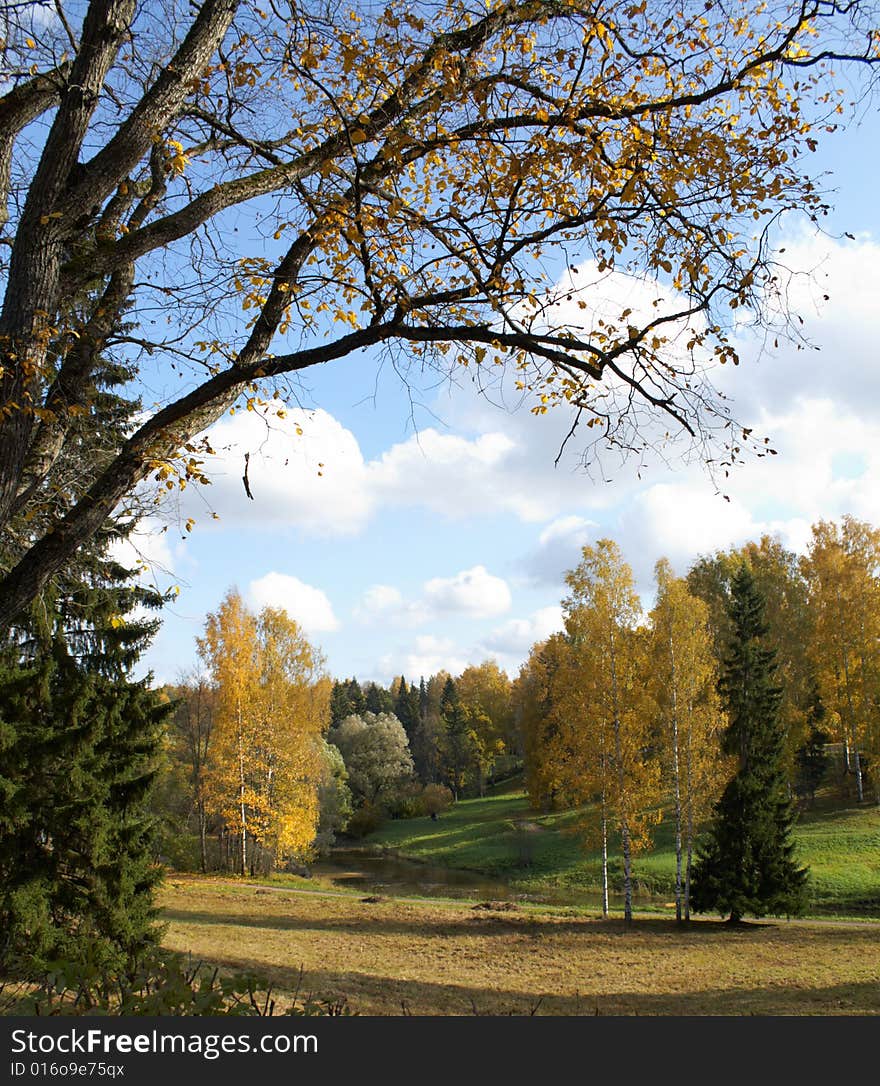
[186,950,880,1016]
[160,905,880,943]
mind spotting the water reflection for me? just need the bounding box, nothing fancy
[312,849,661,909]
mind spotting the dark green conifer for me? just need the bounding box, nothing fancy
[393,676,421,746]
[0,337,170,975]
[329,680,354,726]
[691,564,808,922]
[345,677,366,716]
[438,677,475,801]
[364,681,392,715]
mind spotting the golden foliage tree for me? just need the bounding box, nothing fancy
[2,2,880,626]
[801,517,880,803]
[197,589,328,873]
[649,558,726,921]
[515,633,570,811]
[552,540,661,923]
[457,659,514,786]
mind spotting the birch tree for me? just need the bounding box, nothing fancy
[197,589,328,872]
[556,540,660,925]
[649,558,726,921]
[801,517,880,804]
[252,606,329,863]
[198,589,259,875]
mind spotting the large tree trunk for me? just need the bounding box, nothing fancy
[0,0,137,524]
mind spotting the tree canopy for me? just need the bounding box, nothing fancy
[1,0,879,626]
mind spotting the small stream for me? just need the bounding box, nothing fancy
[312,849,664,909]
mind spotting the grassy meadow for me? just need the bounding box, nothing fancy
[158,876,880,1015]
[358,787,880,915]
[153,783,880,1016]
[155,790,880,1016]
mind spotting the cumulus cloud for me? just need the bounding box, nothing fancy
[423,565,512,618]
[184,407,372,536]
[522,515,598,585]
[481,605,565,657]
[723,232,880,422]
[354,584,428,627]
[356,566,512,629]
[369,604,566,684]
[377,635,472,682]
[594,395,880,591]
[248,572,339,633]
[618,484,760,587]
[367,428,568,521]
[185,407,577,536]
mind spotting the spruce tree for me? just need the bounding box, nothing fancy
[0,336,170,975]
[0,595,169,974]
[329,680,354,726]
[691,564,808,922]
[345,677,367,716]
[410,678,439,784]
[393,677,421,747]
[438,677,476,801]
[364,681,392,715]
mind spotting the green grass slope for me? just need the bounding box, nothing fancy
[360,790,880,914]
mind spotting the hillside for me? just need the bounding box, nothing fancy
[359,789,880,915]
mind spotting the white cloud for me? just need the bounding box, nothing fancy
[367,428,556,520]
[185,407,373,536]
[481,605,565,657]
[248,572,339,633]
[619,484,759,585]
[603,395,880,590]
[354,584,428,627]
[423,565,512,618]
[361,584,404,612]
[377,635,472,682]
[372,605,565,684]
[356,566,512,629]
[187,407,573,535]
[522,515,598,585]
[724,232,880,422]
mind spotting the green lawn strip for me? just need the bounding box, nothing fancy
[360,791,880,916]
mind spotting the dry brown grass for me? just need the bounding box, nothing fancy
[158,877,880,1016]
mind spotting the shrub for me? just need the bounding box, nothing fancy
[344,802,386,838]
[421,783,454,817]
[1,950,355,1016]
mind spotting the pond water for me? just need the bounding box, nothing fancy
[312,849,665,910]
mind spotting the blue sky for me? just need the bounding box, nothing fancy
[125,104,880,688]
